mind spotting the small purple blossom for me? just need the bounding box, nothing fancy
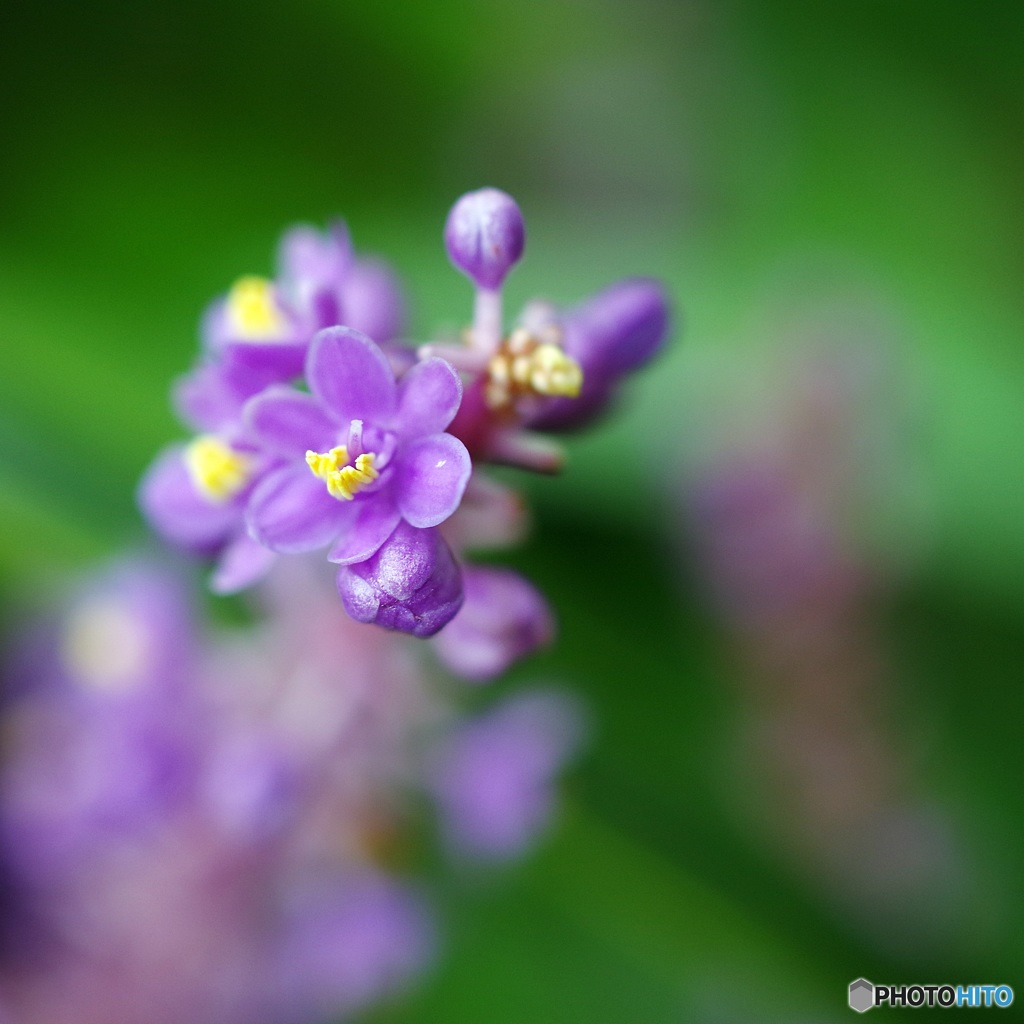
[430,691,584,861]
[245,327,471,569]
[137,435,277,594]
[197,220,408,403]
[431,193,671,476]
[0,563,200,899]
[522,277,671,431]
[272,874,434,1021]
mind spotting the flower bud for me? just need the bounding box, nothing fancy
[444,188,525,290]
[336,522,463,638]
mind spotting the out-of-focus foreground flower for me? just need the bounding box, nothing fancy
[0,558,581,1022]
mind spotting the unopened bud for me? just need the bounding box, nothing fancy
[444,188,525,290]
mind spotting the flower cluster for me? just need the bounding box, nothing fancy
[140,188,671,673]
[0,559,582,1023]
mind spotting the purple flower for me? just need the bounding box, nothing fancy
[272,874,434,1021]
[431,566,553,681]
[524,277,671,431]
[0,563,201,895]
[202,275,311,384]
[245,327,471,569]
[444,188,525,291]
[337,521,463,638]
[430,691,583,861]
[137,434,277,595]
[200,222,408,394]
[430,190,671,469]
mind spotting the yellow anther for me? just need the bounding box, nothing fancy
[227,276,286,339]
[307,447,379,501]
[305,446,349,479]
[485,332,584,409]
[185,436,251,503]
[528,343,583,397]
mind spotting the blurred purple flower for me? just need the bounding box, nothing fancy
[0,563,201,900]
[525,277,671,431]
[272,874,434,1021]
[203,221,407,392]
[137,433,278,595]
[430,691,583,861]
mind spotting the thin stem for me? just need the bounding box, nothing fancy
[472,287,503,354]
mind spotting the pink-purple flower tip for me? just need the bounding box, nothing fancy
[444,188,525,291]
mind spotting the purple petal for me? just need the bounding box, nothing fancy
[308,327,396,425]
[431,566,554,682]
[338,257,407,343]
[524,383,615,433]
[278,221,352,289]
[273,876,434,1019]
[564,277,670,376]
[394,357,464,438]
[137,446,239,555]
[526,279,670,433]
[430,691,584,860]
[396,434,471,529]
[173,364,246,433]
[327,493,402,565]
[222,340,306,382]
[246,465,348,554]
[210,532,277,594]
[245,386,339,457]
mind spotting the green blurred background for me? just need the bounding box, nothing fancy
[2,1,1023,1019]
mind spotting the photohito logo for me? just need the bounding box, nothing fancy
[848,979,1014,1012]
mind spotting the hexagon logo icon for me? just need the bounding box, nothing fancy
[849,978,874,1013]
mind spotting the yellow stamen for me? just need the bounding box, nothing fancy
[523,343,582,397]
[485,330,583,409]
[306,446,379,501]
[185,436,251,503]
[227,276,286,339]
[305,445,349,479]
